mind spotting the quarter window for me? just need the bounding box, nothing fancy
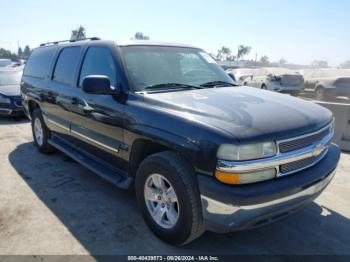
[24,47,57,78]
[53,47,81,85]
[79,47,117,87]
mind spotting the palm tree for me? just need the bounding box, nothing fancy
[237,45,251,61]
[216,46,231,61]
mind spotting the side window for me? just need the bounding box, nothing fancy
[79,47,117,87]
[53,47,81,85]
[24,47,57,78]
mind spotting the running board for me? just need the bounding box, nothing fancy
[49,136,132,189]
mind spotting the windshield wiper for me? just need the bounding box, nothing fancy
[144,83,203,91]
[200,81,238,87]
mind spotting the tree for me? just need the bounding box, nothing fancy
[216,46,231,61]
[134,32,150,40]
[340,61,350,69]
[23,45,31,57]
[311,60,328,68]
[237,45,251,61]
[260,55,270,65]
[71,26,86,41]
[0,48,17,59]
[279,58,287,65]
[18,47,23,57]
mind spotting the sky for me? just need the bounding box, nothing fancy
[1,0,349,66]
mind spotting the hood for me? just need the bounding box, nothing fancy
[145,87,332,142]
[0,85,21,97]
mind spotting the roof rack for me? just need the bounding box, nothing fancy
[40,37,101,47]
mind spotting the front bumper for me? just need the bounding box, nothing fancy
[198,144,340,233]
[0,97,24,117]
[270,82,304,93]
[0,107,24,116]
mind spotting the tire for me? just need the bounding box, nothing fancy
[261,84,267,90]
[315,87,325,101]
[31,108,56,154]
[135,151,204,245]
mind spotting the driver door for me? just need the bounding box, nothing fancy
[67,46,126,168]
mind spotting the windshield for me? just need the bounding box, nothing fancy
[0,71,22,86]
[120,46,234,92]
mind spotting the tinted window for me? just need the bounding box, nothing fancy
[53,47,81,85]
[79,47,117,86]
[24,47,56,78]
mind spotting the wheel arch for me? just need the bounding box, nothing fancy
[128,138,194,178]
[28,100,40,116]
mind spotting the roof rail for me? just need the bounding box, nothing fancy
[40,37,101,47]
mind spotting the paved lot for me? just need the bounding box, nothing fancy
[0,118,349,255]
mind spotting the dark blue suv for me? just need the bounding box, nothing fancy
[21,38,340,245]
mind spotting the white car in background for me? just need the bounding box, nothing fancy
[247,67,304,96]
[226,68,255,86]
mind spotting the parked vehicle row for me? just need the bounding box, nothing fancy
[19,38,340,245]
[226,67,350,102]
[0,67,24,116]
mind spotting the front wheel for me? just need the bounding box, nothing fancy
[135,151,204,245]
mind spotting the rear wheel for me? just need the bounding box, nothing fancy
[31,108,56,154]
[135,151,204,245]
[261,84,267,90]
[315,87,325,101]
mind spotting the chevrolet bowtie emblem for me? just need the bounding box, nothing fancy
[313,143,325,156]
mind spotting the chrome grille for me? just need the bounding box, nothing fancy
[280,151,326,175]
[279,127,331,153]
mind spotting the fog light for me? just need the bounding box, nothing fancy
[215,168,276,185]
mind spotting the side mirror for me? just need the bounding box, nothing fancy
[82,75,120,95]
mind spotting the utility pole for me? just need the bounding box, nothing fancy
[255,52,258,68]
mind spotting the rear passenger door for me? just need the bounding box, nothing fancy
[45,46,82,138]
[67,46,126,169]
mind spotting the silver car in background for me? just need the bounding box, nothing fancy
[247,67,304,95]
[303,68,350,101]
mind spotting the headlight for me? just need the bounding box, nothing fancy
[0,94,11,104]
[217,142,277,161]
